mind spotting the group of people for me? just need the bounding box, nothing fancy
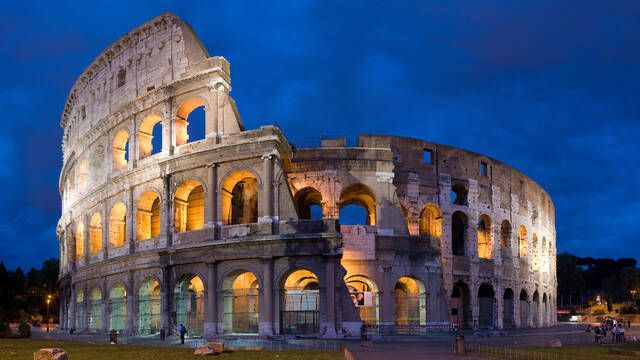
[590,319,631,344]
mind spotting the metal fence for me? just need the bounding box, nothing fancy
[364,322,453,336]
[465,342,575,360]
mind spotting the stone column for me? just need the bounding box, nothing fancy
[69,285,76,331]
[163,174,173,247]
[83,214,90,265]
[495,285,504,329]
[127,271,135,334]
[205,164,218,232]
[321,257,338,337]
[165,100,174,156]
[83,283,90,332]
[471,283,479,330]
[69,230,76,271]
[160,265,173,337]
[102,202,109,259]
[204,262,218,339]
[379,266,395,327]
[127,188,135,254]
[130,115,137,169]
[259,257,274,335]
[258,153,275,225]
[102,279,109,333]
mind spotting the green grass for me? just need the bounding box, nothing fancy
[0,339,342,360]
[470,343,640,359]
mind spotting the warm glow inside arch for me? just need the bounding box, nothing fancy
[477,214,492,259]
[138,114,162,159]
[75,222,84,259]
[174,179,204,232]
[419,204,442,248]
[137,191,161,240]
[175,98,206,146]
[109,202,127,247]
[339,183,376,225]
[89,213,102,254]
[518,225,528,258]
[112,129,129,170]
[221,170,259,225]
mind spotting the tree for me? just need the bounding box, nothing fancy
[557,253,585,306]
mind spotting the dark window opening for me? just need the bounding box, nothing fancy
[117,69,126,88]
[450,183,468,206]
[480,161,488,177]
[451,211,467,256]
[423,149,433,165]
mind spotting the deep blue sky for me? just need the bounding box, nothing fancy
[0,1,639,269]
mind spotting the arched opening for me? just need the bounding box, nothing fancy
[451,282,471,329]
[452,211,467,256]
[88,287,102,332]
[223,271,260,334]
[109,284,127,332]
[503,288,515,329]
[138,278,161,334]
[176,98,206,146]
[221,171,259,225]
[109,202,127,248]
[75,222,84,259]
[532,291,540,327]
[518,226,528,258]
[294,187,323,220]
[174,275,205,337]
[89,213,102,255]
[478,284,495,329]
[420,204,442,249]
[281,269,320,334]
[75,290,85,330]
[339,183,376,225]
[394,277,426,326]
[78,159,88,194]
[345,275,379,325]
[174,180,204,232]
[139,114,163,159]
[137,192,161,240]
[532,234,539,270]
[112,129,129,170]
[477,215,492,259]
[500,220,512,259]
[450,183,468,205]
[519,290,529,328]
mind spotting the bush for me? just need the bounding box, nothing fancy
[620,305,638,314]
[18,321,31,338]
[0,321,10,338]
[593,309,606,316]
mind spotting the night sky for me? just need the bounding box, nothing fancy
[1,1,638,270]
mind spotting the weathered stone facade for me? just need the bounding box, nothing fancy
[57,13,557,339]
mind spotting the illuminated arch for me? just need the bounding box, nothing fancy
[345,275,379,325]
[174,179,204,232]
[174,274,205,336]
[221,170,259,225]
[88,286,102,332]
[222,271,260,334]
[175,97,206,146]
[138,277,161,334]
[419,204,442,248]
[75,222,85,260]
[139,113,163,159]
[112,129,129,170]
[477,214,492,259]
[89,213,102,254]
[109,202,127,248]
[339,183,376,225]
[137,191,161,240]
[294,187,323,220]
[281,269,320,334]
[500,220,512,258]
[518,225,528,258]
[394,276,426,326]
[109,283,127,332]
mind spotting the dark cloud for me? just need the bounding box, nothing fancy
[0,0,638,269]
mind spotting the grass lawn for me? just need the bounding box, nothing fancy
[0,339,342,360]
[471,343,640,359]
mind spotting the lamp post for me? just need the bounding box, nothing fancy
[46,295,51,333]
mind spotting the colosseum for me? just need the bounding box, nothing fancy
[56,13,557,339]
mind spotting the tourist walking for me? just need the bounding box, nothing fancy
[178,323,187,345]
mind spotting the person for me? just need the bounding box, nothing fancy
[620,324,626,343]
[629,320,632,329]
[594,326,602,343]
[178,323,187,345]
[613,324,619,343]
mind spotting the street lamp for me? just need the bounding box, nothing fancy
[46,295,52,333]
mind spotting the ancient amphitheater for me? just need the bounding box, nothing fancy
[57,13,557,339]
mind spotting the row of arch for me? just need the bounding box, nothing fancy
[295,183,553,264]
[71,171,260,260]
[65,97,208,204]
[451,282,553,329]
[112,98,208,171]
